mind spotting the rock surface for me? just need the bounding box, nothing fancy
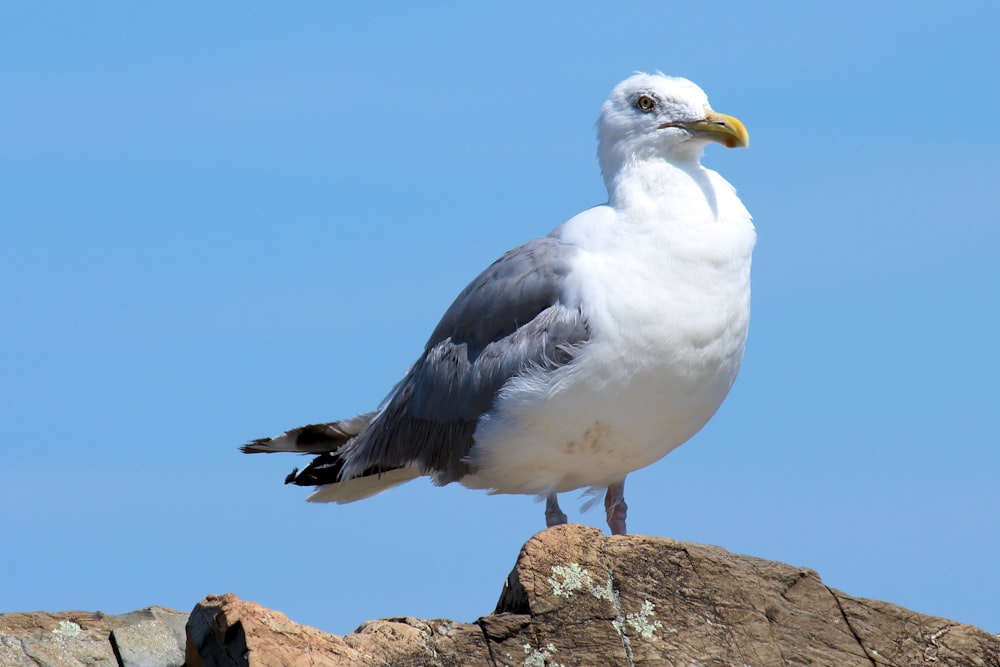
[185,525,1000,667]
[3,527,996,666]
[0,606,186,667]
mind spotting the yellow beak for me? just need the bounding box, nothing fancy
[680,111,750,148]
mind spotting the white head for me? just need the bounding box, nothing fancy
[597,73,748,183]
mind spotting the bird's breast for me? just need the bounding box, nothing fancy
[568,224,753,445]
[466,207,754,495]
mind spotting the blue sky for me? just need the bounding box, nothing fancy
[2,2,998,637]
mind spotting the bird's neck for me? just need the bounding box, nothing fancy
[606,158,721,222]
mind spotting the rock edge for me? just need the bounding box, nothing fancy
[187,525,999,666]
[3,526,998,666]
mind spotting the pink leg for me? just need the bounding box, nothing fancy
[605,480,628,535]
[545,493,568,528]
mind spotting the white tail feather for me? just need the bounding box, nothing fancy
[306,468,421,504]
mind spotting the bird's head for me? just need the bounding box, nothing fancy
[597,73,748,181]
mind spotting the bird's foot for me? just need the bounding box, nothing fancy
[545,493,568,528]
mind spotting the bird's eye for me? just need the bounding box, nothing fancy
[636,95,656,112]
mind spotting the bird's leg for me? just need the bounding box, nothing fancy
[605,480,628,535]
[545,492,568,528]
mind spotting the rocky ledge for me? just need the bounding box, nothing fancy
[0,606,187,667]
[4,525,999,666]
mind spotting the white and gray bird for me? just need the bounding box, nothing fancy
[242,73,754,535]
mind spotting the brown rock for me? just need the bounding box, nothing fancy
[185,593,489,667]
[185,525,1000,666]
[0,606,186,667]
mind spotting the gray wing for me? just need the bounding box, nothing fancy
[292,235,590,487]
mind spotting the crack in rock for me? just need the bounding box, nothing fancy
[601,568,636,667]
[825,584,878,667]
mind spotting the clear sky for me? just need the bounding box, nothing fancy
[2,1,998,638]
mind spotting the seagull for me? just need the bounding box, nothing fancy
[242,73,754,536]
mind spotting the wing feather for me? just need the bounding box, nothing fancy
[292,235,589,489]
